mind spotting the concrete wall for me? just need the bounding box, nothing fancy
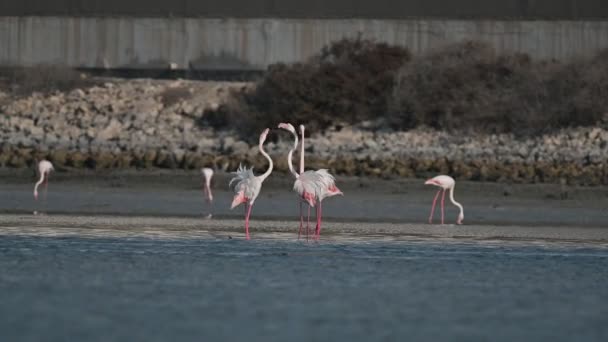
[1,17,608,70]
[2,0,608,19]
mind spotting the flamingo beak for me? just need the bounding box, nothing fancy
[231,191,247,209]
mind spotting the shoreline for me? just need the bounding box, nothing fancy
[1,214,608,246]
[1,168,607,228]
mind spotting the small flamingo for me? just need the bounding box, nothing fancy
[298,125,342,239]
[229,128,274,240]
[201,167,214,218]
[424,175,464,225]
[34,160,54,201]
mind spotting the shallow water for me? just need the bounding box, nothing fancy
[1,233,607,341]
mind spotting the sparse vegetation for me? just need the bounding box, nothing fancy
[159,86,193,107]
[204,39,608,140]
[388,41,608,135]
[0,65,98,96]
[203,37,411,139]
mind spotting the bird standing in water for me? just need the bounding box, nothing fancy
[278,122,322,239]
[229,128,274,240]
[278,123,342,239]
[201,167,214,218]
[298,125,342,239]
[34,160,54,215]
[424,175,464,225]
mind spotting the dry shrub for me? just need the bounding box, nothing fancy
[0,65,96,96]
[389,41,608,135]
[159,86,193,107]
[204,37,411,140]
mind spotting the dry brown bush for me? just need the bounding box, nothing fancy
[388,41,608,135]
[204,37,412,140]
[0,65,97,96]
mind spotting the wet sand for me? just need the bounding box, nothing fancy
[1,214,608,246]
[1,169,607,244]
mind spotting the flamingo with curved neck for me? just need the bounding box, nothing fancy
[34,160,54,201]
[229,128,274,239]
[201,167,214,218]
[424,175,464,225]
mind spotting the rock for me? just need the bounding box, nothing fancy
[231,141,249,155]
[50,149,68,166]
[97,119,122,141]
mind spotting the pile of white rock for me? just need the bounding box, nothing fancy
[1,78,606,185]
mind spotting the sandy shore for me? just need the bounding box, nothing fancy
[1,214,608,246]
[1,169,607,245]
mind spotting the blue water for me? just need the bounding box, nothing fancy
[1,235,607,342]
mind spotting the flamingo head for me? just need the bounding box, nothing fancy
[259,128,270,145]
[278,123,296,134]
[299,124,305,135]
[457,213,464,225]
[425,178,439,186]
[231,191,247,209]
[34,190,38,201]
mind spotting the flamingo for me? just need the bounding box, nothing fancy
[298,124,342,239]
[424,175,464,225]
[278,122,323,239]
[229,128,273,240]
[201,167,214,218]
[34,160,54,201]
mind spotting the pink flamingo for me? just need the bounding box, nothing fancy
[299,125,343,238]
[424,175,464,225]
[278,123,323,239]
[229,128,274,240]
[201,167,214,218]
[34,160,54,201]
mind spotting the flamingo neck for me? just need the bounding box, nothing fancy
[449,185,464,217]
[34,172,45,197]
[204,176,212,200]
[259,140,274,181]
[299,126,305,174]
[286,130,299,178]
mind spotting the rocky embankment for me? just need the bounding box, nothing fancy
[1,78,607,185]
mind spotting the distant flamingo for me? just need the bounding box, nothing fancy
[34,160,54,201]
[424,175,464,225]
[278,122,322,239]
[229,128,274,240]
[298,124,342,239]
[201,167,214,218]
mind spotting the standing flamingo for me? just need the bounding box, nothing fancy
[34,160,54,201]
[229,128,274,240]
[424,175,464,225]
[34,160,54,215]
[278,123,323,239]
[201,167,214,218]
[298,125,342,239]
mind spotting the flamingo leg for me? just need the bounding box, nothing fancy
[441,189,446,225]
[306,205,311,241]
[315,201,323,240]
[43,174,48,213]
[429,189,441,224]
[298,201,303,240]
[244,202,253,240]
